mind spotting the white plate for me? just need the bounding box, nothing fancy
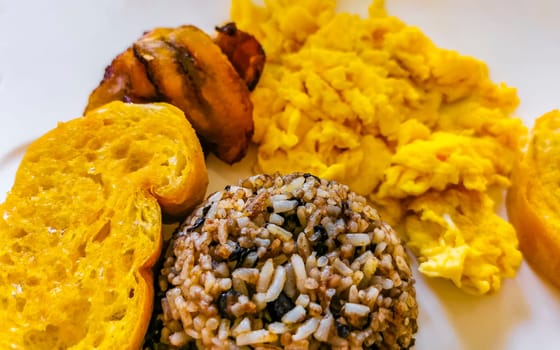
[1,1,560,349]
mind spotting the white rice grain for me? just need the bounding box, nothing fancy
[292,317,320,341]
[236,329,278,346]
[291,254,308,293]
[295,294,310,308]
[272,199,298,213]
[333,258,353,276]
[232,268,260,285]
[341,233,371,246]
[268,322,292,334]
[313,313,334,342]
[169,331,188,347]
[267,223,293,242]
[257,259,275,293]
[268,213,285,226]
[281,305,307,324]
[265,266,287,301]
[232,317,252,336]
[343,303,370,317]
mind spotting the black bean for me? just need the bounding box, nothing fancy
[314,243,328,256]
[336,321,351,338]
[217,289,239,320]
[367,243,377,252]
[312,225,329,255]
[202,204,212,216]
[314,225,328,241]
[303,172,321,183]
[228,242,243,261]
[267,291,295,320]
[228,244,257,268]
[188,217,205,231]
[342,200,350,214]
[281,213,301,231]
[329,295,344,318]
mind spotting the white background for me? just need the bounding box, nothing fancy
[1,1,560,349]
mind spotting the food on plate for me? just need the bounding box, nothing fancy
[158,173,418,349]
[215,22,266,91]
[406,189,521,293]
[0,102,208,349]
[232,0,526,294]
[507,110,560,288]
[85,24,262,165]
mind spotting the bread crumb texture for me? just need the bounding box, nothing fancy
[232,0,526,294]
[0,102,207,349]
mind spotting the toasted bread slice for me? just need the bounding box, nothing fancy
[0,101,208,349]
[507,110,560,288]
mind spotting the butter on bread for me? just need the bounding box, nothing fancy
[0,101,208,349]
[507,110,560,288]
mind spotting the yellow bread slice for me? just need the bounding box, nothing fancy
[507,110,560,288]
[0,101,208,349]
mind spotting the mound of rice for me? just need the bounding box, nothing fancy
[157,173,418,349]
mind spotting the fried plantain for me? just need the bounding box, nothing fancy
[214,22,266,91]
[85,24,260,164]
[86,48,157,108]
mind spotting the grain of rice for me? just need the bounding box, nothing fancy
[269,213,285,226]
[169,331,188,346]
[375,242,388,255]
[290,254,308,293]
[263,266,287,302]
[267,223,293,242]
[295,294,310,308]
[296,206,307,227]
[232,317,252,336]
[337,276,354,293]
[316,256,328,268]
[257,259,275,293]
[237,329,278,346]
[341,233,371,246]
[185,328,200,339]
[292,317,320,341]
[268,322,292,334]
[255,237,271,247]
[303,278,319,290]
[233,268,260,284]
[348,285,359,303]
[313,312,333,342]
[382,278,394,290]
[333,258,353,276]
[285,176,305,193]
[272,199,298,213]
[236,215,251,228]
[282,305,306,324]
[308,302,322,317]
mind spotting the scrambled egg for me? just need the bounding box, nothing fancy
[232,0,526,294]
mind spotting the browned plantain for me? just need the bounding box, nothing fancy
[85,25,258,164]
[135,25,253,164]
[86,48,157,109]
[214,22,265,91]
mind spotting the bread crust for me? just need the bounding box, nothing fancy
[0,102,208,349]
[507,110,560,288]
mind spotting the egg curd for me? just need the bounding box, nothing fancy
[232,0,526,294]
